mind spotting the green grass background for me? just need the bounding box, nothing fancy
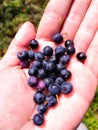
[0,1,98,129]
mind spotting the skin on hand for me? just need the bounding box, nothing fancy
[0,0,98,130]
[0,22,36,129]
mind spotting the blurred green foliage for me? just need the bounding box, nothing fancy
[0,0,98,129]
[83,89,98,130]
[0,0,49,57]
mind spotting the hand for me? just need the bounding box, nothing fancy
[36,0,98,130]
[0,0,98,130]
[0,22,36,130]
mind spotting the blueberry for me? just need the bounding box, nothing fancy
[37,80,46,91]
[42,59,48,68]
[33,113,44,126]
[52,33,63,43]
[44,78,54,87]
[60,54,70,64]
[37,104,47,114]
[33,91,45,104]
[38,68,46,79]
[48,72,57,80]
[28,50,35,60]
[43,46,53,56]
[66,46,75,55]
[28,76,38,87]
[55,46,65,56]
[48,83,61,95]
[45,95,57,107]
[76,52,87,61]
[55,77,64,85]
[29,39,39,49]
[49,55,58,63]
[17,50,29,61]
[28,66,38,76]
[61,82,73,94]
[56,63,65,72]
[60,69,71,79]
[45,61,56,72]
[65,40,74,47]
[35,52,44,62]
[32,61,41,68]
[20,60,29,68]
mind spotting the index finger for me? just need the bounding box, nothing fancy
[36,0,73,39]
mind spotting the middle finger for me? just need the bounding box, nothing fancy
[61,0,91,40]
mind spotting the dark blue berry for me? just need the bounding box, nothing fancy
[42,59,48,68]
[28,50,35,60]
[28,66,38,76]
[55,46,65,56]
[28,76,38,87]
[45,95,57,107]
[60,54,70,64]
[48,72,57,80]
[33,113,44,126]
[43,46,53,56]
[33,92,45,104]
[66,46,75,55]
[38,68,46,79]
[32,61,41,68]
[20,60,29,68]
[61,82,73,94]
[48,83,61,95]
[44,78,54,87]
[56,63,65,72]
[17,50,29,61]
[29,39,39,49]
[65,40,74,47]
[49,55,58,63]
[45,61,56,72]
[76,52,87,61]
[60,69,71,79]
[52,33,63,44]
[55,77,64,85]
[35,52,44,62]
[37,104,47,114]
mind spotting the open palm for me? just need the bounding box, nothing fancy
[0,0,98,130]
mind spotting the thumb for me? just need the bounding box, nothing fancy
[1,21,36,67]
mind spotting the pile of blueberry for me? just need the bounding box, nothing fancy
[17,33,87,126]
